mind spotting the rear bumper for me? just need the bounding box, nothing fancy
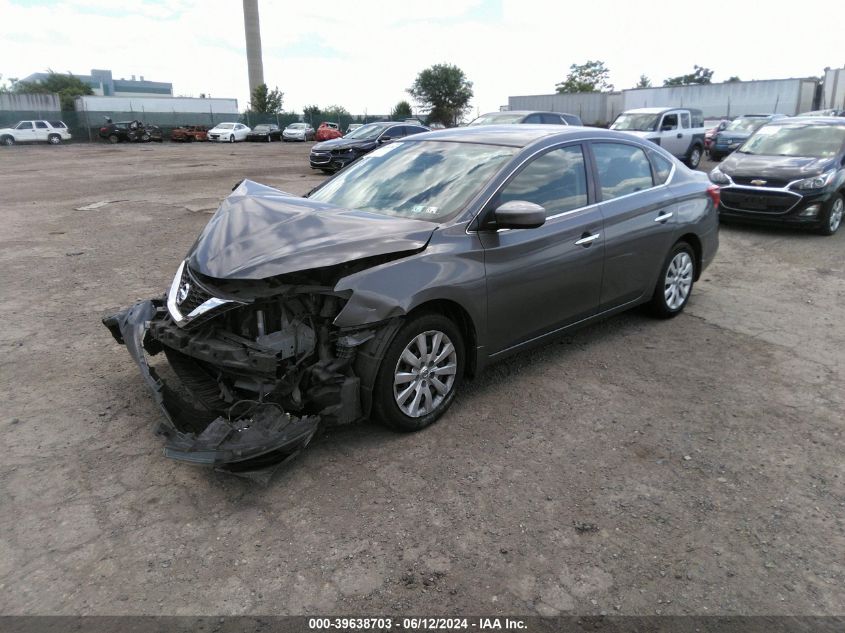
[102,299,319,472]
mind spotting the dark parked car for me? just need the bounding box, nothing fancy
[170,125,209,142]
[246,124,283,142]
[309,121,429,173]
[103,125,719,473]
[99,120,162,143]
[469,110,583,126]
[710,117,845,235]
[709,114,786,161]
[704,119,729,154]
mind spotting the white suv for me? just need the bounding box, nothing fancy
[0,120,72,146]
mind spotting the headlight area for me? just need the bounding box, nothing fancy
[793,171,836,191]
[102,281,379,479]
[709,168,731,185]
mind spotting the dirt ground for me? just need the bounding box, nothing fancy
[0,142,842,617]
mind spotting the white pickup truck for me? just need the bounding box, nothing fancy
[610,107,706,168]
[0,120,72,146]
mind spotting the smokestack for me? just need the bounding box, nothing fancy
[242,0,265,97]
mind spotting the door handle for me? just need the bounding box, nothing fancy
[655,212,673,223]
[575,232,600,246]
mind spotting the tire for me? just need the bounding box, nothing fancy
[140,133,151,142]
[1,135,14,146]
[47,134,62,145]
[371,313,464,432]
[229,135,235,143]
[320,169,334,175]
[649,241,696,318]
[817,193,844,236]
[686,144,703,169]
[108,134,119,144]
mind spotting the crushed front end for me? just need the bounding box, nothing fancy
[103,260,375,474]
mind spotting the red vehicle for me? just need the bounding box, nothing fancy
[170,125,209,142]
[704,119,728,154]
[315,122,342,142]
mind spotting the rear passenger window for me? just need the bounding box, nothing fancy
[592,143,655,200]
[681,112,690,129]
[35,121,49,129]
[498,145,588,217]
[649,151,674,184]
[540,113,564,125]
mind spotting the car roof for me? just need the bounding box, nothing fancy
[767,116,845,126]
[622,107,699,114]
[407,124,645,148]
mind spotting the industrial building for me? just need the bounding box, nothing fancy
[19,68,172,97]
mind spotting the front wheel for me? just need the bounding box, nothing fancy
[372,313,464,431]
[817,193,843,236]
[650,242,696,318]
[229,135,235,143]
[1,135,15,146]
[686,145,703,169]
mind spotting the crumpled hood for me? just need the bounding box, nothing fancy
[720,154,836,180]
[187,180,435,280]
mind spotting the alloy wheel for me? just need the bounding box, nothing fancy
[393,330,458,418]
[664,251,693,310]
[829,198,843,232]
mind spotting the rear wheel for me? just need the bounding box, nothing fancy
[686,144,703,169]
[108,134,119,144]
[650,241,696,318]
[372,313,464,431]
[817,193,843,236]
[47,134,62,145]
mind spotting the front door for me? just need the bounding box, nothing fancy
[479,144,605,354]
[14,121,37,142]
[658,111,687,157]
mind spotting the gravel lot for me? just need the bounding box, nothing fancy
[1,142,843,617]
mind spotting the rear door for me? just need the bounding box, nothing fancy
[590,141,679,309]
[480,143,605,354]
[33,121,50,141]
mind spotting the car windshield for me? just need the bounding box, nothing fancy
[739,124,845,158]
[308,141,517,222]
[216,123,234,129]
[468,113,525,126]
[344,123,390,140]
[287,123,306,129]
[253,125,271,131]
[611,113,660,132]
[725,117,768,134]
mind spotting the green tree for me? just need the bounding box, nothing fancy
[663,65,714,86]
[13,70,93,110]
[303,104,321,125]
[249,83,284,114]
[555,60,613,93]
[390,100,413,120]
[408,64,474,127]
[726,76,742,83]
[634,74,652,89]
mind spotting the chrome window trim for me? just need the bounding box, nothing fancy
[467,137,676,234]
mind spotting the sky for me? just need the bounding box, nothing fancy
[2,0,843,117]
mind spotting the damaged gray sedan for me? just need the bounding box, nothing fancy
[104,126,719,472]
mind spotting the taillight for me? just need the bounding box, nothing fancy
[707,184,721,208]
[99,127,107,133]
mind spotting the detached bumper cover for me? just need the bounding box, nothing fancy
[102,299,320,469]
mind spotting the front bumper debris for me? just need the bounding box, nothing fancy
[102,299,320,475]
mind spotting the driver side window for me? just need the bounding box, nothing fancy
[661,113,678,131]
[497,145,588,218]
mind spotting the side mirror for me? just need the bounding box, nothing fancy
[493,200,546,229]
[379,136,393,143]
